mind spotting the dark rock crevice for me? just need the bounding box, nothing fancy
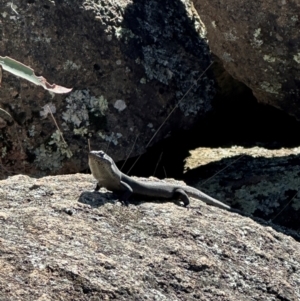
[121,65,300,179]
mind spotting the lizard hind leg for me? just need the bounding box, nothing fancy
[173,188,190,207]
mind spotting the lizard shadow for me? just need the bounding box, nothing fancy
[78,191,118,208]
[78,191,185,208]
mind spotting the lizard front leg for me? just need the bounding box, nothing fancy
[119,181,133,206]
[94,183,101,191]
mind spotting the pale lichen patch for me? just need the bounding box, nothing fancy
[62,90,108,134]
[48,130,72,158]
[73,127,88,136]
[252,28,263,47]
[222,52,234,62]
[63,60,81,70]
[224,29,238,41]
[293,53,300,64]
[34,130,73,171]
[263,55,276,63]
[40,103,56,119]
[98,131,123,146]
[114,99,127,112]
[260,81,281,94]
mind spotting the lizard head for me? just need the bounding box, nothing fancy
[88,150,122,190]
[88,150,120,181]
[88,150,114,166]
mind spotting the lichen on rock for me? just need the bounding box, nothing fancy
[62,90,108,131]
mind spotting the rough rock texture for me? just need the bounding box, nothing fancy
[194,0,300,118]
[184,146,300,234]
[0,0,214,178]
[0,173,300,300]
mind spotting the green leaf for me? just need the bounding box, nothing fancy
[0,56,72,94]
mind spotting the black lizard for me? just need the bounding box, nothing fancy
[88,150,241,213]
